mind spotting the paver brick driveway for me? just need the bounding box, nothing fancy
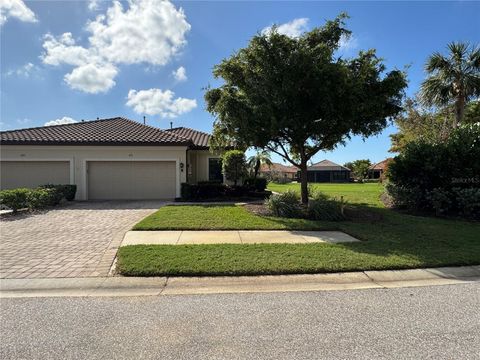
[0,201,165,279]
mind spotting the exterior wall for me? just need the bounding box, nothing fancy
[188,150,223,183]
[307,170,350,183]
[0,145,188,200]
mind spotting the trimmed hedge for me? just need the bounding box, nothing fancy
[40,184,77,201]
[244,177,267,191]
[180,182,271,201]
[0,188,30,213]
[0,184,77,213]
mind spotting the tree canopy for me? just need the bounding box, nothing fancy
[390,97,480,153]
[420,42,480,127]
[205,13,407,203]
[344,159,372,180]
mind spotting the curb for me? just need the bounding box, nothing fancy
[1,265,479,298]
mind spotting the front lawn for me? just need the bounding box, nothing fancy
[268,182,384,207]
[118,213,480,275]
[133,204,331,230]
[121,182,480,276]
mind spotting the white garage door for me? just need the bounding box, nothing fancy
[87,161,176,200]
[0,161,70,190]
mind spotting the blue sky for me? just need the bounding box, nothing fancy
[1,0,479,165]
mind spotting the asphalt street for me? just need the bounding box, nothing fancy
[1,283,479,359]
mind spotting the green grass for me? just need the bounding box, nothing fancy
[120,182,480,276]
[133,204,332,230]
[268,182,384,207]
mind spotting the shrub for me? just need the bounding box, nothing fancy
[244,177,267,191]
[181,183,195,199]
[181,182,227,200]
[427,188,453,216]
[387,124,480,216]
[265,190,303,218]
[0,188,30,213]
[40,184,77,202]
[307,189,346,221]
[222,150,248,186]
[26,188,57,209]
[453,187,480,219]
[38,185,64,205]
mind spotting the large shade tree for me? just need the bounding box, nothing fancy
[420,42,480,128]
[205,14,407,204]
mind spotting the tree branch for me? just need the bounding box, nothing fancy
[266,144,300,167]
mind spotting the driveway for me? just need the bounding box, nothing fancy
[0,201,165,279]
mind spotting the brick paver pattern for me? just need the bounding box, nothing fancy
[0,201,165,279]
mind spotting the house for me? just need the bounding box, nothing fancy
[368,158,393,179]
[0,117,223,200]
[259,162,298,180]
[306,159,351,183]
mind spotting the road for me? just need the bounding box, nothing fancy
[1,283,479,359]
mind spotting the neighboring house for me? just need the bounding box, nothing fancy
[368,158,393,179]
[306,159,351,183]
[259,162,298,180]
[0,117,224,200]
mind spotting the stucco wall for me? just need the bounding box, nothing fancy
[0,145,188,200]
[188,150,222,183]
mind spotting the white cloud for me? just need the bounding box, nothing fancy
[41,0,191,93]
[42,33,94,66]
[0,0,37,26]
[262,18,309,38]
[5,62,39,78]
[64,63,118,94]
[172,66,187,82]
[338,34,358,52]
[88,0,100,11]
[44,116,77,127]
[126,88,197,118]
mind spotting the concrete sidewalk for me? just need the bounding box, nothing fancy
[1,266,479,298]
[121,230,360,246]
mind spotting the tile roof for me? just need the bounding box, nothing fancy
[308,159,350,171]
[0,117,191,146]
[369,158,393,171]
[259,162,298,173]
[165,127,211,149]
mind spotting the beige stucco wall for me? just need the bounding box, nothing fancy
[0,145,188,200]
[187,150,223,183]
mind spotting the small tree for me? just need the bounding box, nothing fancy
[348,159,372,180]
[222,150,247,185]
[420,42,480,128]
[247,150,272,178]
[205,13,407,204]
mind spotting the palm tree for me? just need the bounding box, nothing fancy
[247,150,272,178]
[420,42,480,128]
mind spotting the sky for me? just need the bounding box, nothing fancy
[1,0,479,165]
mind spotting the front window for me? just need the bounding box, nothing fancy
[208,158,223,182]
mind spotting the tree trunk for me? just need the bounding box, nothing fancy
[454,94,465,128]
[300,160,308,205]
[254,160,260,179]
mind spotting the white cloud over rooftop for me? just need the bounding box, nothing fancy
[41,0,191,93]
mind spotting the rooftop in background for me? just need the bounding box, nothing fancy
[308,160,351,171]
[369,158,393,171]
[165,127,211,150]
[259,162,298,173]
[0,117,193,146]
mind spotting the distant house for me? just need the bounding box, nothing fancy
[368,158,393,179]
[259,162,298,180]
[306,160,351,183]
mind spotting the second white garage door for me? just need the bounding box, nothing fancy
[87,161,176,200]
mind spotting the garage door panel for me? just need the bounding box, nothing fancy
[1,161,70,190]
[88,161,176,200]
